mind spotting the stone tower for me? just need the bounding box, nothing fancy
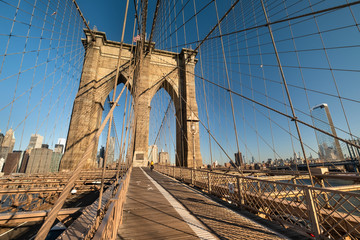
[60,30,202,171]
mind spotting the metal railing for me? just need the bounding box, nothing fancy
[156,165,360,239]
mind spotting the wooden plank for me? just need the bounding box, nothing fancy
[0,208,81,224]
[58,186,113,240]
[148,169,286,240]
[117,168,198,240]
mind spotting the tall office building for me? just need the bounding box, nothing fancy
[159,150,169,165]
[0,128,16,162]
[50,152,62,172]
[2,151,23,175]
[148,145,158,163]
[311,103,344,162]
[234,151,243,167]
[54,144,64,154]
[0,131,4,146]
[57,138,66,154]
[27,134,43,150]
[0,157,5,172]
[107,137,115,163]
[1,128,15,151]
[57,138,66,146]
[26,146,53,174]
[97,146,105,168]
[18,151,30,173]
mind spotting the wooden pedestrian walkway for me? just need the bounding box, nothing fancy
[117,167,287,239]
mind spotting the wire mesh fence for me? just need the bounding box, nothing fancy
[157,165,360,239]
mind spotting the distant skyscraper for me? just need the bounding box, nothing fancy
[311,103,344,162]
[57,138,66,146]
[234,152,243,167]
[2,151,23,175]
[54,144,64,154]
[50,152,62,172]
[0,157,5,172]
[0,131,4,146]
[97,146,105,167]
[57,138,66,154]
[1,128,15,150]
[107,137,115,163]
[0,128,16,162]
[27,134,43,150]
[148,145,158,163]
[26,146,53,174]
[18,151,30,173]
[159,150,169,165]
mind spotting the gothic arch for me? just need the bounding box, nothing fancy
[149,78,179,109]
[60,30,202,171]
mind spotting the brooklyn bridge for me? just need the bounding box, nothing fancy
[0,0,360,239]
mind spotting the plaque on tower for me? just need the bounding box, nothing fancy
[136,153,144,161]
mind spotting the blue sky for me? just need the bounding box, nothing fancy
[0,0,359,165]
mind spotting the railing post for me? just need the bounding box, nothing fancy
[318,177,331,209]
[173,166,175,178]
[305,187,322,239]
[237,176,244,205]
[207,172,211,194]
[292,178,300,202]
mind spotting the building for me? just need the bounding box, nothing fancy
[97,146,105,168]
[18,151,30,173]
[0,128,16,161]
[50,152,62,172]
[107,137,115,164]
[0,131,4,146]
[159,150,169,165]
[0,157,5,172]
[2,151,23,175]
[57,138,66,154]
[1,128,15,150]
[148,145,158,163]
[311,103,344,162]
[234,151,243,167]
[27,134,43,150]
[54,144,64,154]
[26,146,53,174]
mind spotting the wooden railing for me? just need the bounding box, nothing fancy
[0,170,119,213]
[156,165,360,240]
[92,166,132,240]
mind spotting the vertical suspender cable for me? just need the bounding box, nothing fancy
[35,81,130,240]
[260,0,314,186]
[214,0,242,170]
[97,0,130,223]
[193,0,213,168]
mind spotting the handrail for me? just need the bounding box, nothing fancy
[92,166,132,240]
[157,165,360,239]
